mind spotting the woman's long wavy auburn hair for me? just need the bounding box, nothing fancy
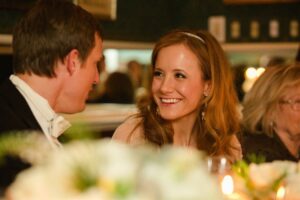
[135,29,240,157]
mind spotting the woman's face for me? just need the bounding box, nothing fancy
[151,43,210,122]
[275,85,300,140]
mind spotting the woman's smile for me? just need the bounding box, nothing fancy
[160,98,181,104]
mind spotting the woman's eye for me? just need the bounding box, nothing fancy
[294,99,300,104]
[175,73,186,79]
[153,70,163,77]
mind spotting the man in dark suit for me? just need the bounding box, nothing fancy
[0,0,103,192]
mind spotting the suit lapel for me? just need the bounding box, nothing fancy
[2,79,42,130]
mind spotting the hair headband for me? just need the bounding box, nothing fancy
[181,32,205,44]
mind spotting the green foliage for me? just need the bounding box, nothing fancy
[59,123,101,143]
[271,172,286,191]
[0,131,38,165]
[246,153,266,164]
[0,125,101,167]
[232,159,249,179]
[73,164,98,192]
[115,181,134,198]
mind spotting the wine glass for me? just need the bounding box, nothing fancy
[207,156,233,194]
[206,156,231,175]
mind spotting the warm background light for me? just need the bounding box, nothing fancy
[276,185,286,200]
[243,66,266,93]
[221,175,234,195]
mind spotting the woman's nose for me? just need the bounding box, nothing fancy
[160,76,174,93]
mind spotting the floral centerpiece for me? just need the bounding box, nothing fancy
[1,132,300,200]
[3,135,224,200]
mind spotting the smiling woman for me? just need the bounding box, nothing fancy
[112,29,242,163]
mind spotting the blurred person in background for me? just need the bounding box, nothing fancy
[87,55,108,102]
[127,60,143,90]
[113,29,242,162]
[232,64,246,103]
[241,63,300,162]
[266,56,286,68]
[93,72,135,104]
[126,60,149,101]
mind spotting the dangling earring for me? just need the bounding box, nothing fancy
[270,121,274,127]
[201,104,207,121]
[201,110,205,121]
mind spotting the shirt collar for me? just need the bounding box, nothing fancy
[9,75,71,139]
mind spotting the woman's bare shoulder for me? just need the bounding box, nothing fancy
[112,116,145,145]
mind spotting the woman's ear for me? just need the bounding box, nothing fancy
[204,80,211,96]
[65,49,80,75]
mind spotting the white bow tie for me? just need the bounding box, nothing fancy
[50,116,71,138]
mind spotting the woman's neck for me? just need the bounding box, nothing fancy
[171,117,197,147]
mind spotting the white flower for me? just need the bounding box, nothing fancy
[249,163,285,188]
[140,146,224,200]
[233,160,300,200]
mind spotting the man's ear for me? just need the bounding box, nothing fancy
[65,49,80,75]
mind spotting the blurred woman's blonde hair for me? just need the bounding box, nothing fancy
[242,62,300,136]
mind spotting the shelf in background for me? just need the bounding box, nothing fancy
[223,42,299,66]
[222,42,299,53]
[0,34,12,54]
[0,46,12,54]
[1,33,298,67]
[1,33,298,53]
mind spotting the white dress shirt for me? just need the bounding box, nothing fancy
[10,75,71,149]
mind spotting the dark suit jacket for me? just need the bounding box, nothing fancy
[0,78,42,134]
[0,78,42,192]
